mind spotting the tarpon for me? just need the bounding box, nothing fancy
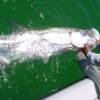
[0,27,99,66]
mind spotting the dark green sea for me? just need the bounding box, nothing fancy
[0,0,100,100]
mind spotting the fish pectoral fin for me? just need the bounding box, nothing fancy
[0,56,10,64]
[42,56,49,64]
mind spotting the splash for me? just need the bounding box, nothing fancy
[0,28,99,66]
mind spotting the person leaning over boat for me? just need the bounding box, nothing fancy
[76,42,100,100]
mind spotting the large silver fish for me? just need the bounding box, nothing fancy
[0,27,99,65]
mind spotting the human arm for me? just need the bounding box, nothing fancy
[81,43,100,65]
[76,51,91,71]
[87,51,100,64]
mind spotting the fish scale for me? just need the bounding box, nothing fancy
[0,28,99,67]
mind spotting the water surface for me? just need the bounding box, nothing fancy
[0,0,100,100]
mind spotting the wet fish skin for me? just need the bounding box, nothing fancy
[0,27,99,65]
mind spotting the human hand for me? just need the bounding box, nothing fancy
[80,44,91,54]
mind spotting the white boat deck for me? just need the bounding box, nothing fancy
[44,79,98,100]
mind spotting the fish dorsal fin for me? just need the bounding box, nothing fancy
[5,17,29,33]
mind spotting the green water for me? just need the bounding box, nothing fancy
[0,0,100,100]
